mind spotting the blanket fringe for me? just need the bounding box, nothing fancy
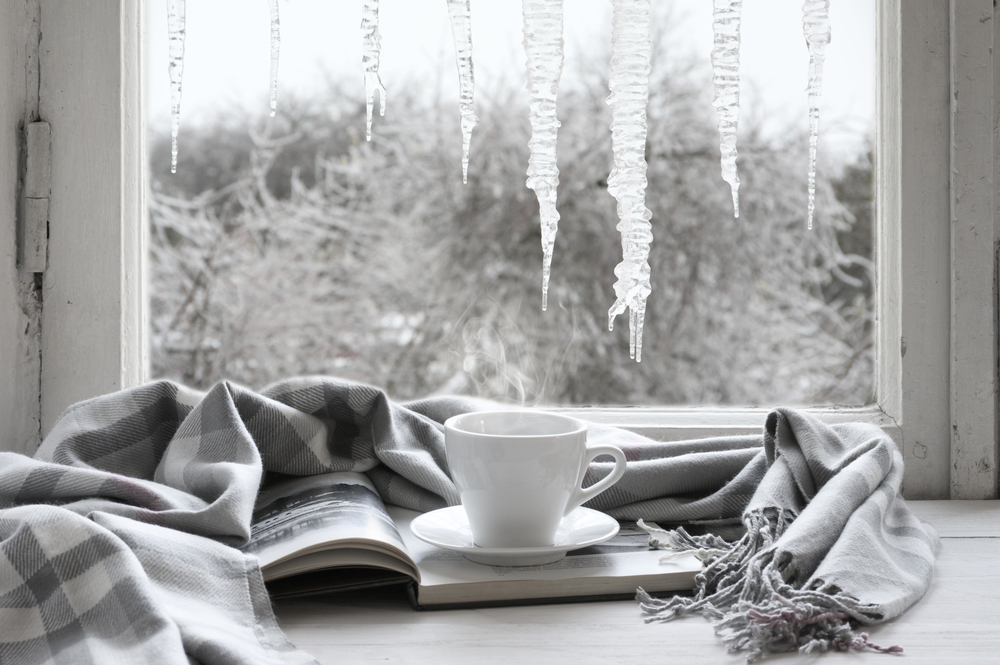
[636,510,903,662]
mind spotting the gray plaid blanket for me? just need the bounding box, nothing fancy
[0,377,937,663]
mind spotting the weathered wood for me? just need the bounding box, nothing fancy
[878,0,953,499]
[909,499,1000,537]
[576,0,956,504]
[0,0,988,505]
[876,0,903,449]
[20,121,49,273]
[21,197,47,272]
[36,0,146,435]
[555,404,901,448]
[274,501,1000,665]
[24,120,49,198]
[950,0,999,499]
[0,0,43,455]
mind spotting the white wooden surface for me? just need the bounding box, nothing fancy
[275,500,1000,665]
[0,0,43,456]
[22,121,49,273]
[36,0,147,435]
[555,405,901,447]
[878,0,954,499]
[949,0,999,499]
[566,0,989,501]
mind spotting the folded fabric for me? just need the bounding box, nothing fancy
[0,377,937,663]
[635,409,938,661]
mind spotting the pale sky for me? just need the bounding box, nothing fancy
[146,0,874,162]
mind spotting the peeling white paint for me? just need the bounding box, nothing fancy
[949,0,998,499]
[1,0,43,454]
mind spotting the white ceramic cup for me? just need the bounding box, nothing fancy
[444,410,628,549]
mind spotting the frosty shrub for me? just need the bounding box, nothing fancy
[149,32,873,406]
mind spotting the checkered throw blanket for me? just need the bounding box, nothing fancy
[0,377,938,663]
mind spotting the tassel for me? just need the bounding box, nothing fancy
[636,509,902,662]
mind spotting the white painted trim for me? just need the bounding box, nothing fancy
[878,0,954,498]
[875,0,903,429]
[37,0,146,434]
[949,0,999,499]
[123,0,150,395]
[2,1,993,499]
[0,0,43,456]
[551,405,899,444]
[557,0,962,500]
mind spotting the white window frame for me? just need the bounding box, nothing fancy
[3,0,996,499]
[32,0,148,435]
[559,0,999,501]
[0,0,145,453]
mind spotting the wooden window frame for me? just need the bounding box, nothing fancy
[10,0,996,498]
[32,0,148,437]
[554,0,998,500]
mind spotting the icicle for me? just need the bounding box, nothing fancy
[361,0,386,141]
[446,0,479,183]
[606,0,653,362]
[268,0,280,117]
[711,0,742,218]
[167,0,186,174]
[523,0,565,311]
[802,0,830,230]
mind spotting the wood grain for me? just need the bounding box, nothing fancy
[949,0,999,499]
[0,0,43,456]
[275,501,1000,665]
[909,499,1000,537]
[36,0,146,436]
[883,0,954,499]
[553,405,900,446]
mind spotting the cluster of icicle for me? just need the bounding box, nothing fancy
[522,0,564,311]
[706,0,830,227]
[359,0,477,178]
[445,0,479,183]
[162,0,832,364]
[712,0,743,218]
[166,0,185,174]
[268,0,280,116]
[606,0,653,362]
[361,0,386,141]
[166,0,283,171]
[802,0,831,230]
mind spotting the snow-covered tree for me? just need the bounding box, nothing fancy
[148,20,872,407]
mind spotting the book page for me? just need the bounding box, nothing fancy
[246,472,415,577]
[263,547,417,581]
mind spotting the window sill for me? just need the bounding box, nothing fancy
[552,404,900,445]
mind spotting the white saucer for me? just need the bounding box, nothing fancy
[409,505,619,566]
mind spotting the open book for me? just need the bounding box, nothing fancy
[244,471,702,609]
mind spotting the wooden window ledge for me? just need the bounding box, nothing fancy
[274,500,999,664]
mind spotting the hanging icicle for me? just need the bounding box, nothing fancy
[446,0,479,183]
[523,0,565,311]
[268,0,281,117]
[711,0,742,218]
[361,0,386,141]
[802,0,831,230]
[167,0,186,174]
[607,0,653,362]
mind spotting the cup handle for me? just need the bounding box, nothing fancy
[565,444,627,516]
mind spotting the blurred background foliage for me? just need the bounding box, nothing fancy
[148,14,873,407]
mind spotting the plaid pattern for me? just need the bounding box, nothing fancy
[0,377,937,663]
[636,409,939,660]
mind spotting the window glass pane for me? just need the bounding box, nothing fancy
[145,0,874,407]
